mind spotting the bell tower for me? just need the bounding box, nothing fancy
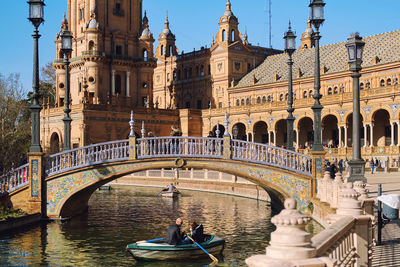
[299,19,314,50]
[215,0,241,45]
[155,13,179,60]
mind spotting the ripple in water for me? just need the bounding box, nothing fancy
[0,185,322,266]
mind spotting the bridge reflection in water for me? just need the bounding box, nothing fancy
[0,186,324,266]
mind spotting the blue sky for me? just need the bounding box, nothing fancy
[0,0,399,93]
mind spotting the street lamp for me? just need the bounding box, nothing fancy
[284,22,296,151]
[60,17,73,150]
[346,33,366,183]
[309,0,325,152]
[28,0,45,153]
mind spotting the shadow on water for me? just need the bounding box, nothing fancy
[0,186,321,266]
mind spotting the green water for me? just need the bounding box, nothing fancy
[0,186,321,266]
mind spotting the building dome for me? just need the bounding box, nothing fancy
[219,0,238,23]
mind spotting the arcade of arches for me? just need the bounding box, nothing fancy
[209,108,400,165]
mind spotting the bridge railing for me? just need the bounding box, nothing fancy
[136,137,223,159]
[0,163,29,196]
[231,140,312,176]
[46,140,129,176]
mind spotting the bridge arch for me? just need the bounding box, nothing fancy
[46,158,312,219]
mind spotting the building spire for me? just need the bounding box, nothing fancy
[243,25,248,45]
[226,0,232,11]
[165,11,169,29]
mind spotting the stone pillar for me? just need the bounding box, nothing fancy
[246,199,315,266]
[391,122,395,146]
[331,172,343,209]
[128,111,136,160]
[338,126,342,148]
[85,0,89,21]
[344,126,348,148]
[71,0,76,38]
[320,171,331,203]
[268,131,272,146]
[363,124,368,147]
[370,123,374,147]
[28,152,46,217]
[311,150,326,196]
[295,129,299,149]
[353,181,369,201]
[273,131,276,146]
[126,71,130,97]
[223,135,232,160]
[111,70,116,96]
[397,122,400,146]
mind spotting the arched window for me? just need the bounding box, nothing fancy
[262,96,267,103]
[222,29,226,41]
[241,99,245,106]
[279,94,284,101]
[360,83,364,90]
[115,74,122,95]
[303,91,308,98]
[196,66,200,76]
[246,98,251,105]
[236,99,240,106]
[387,78,392,86]
[161,45,164,56]
[169,45,173,56]
[88,41,95,51]
[327,87,332,95]
[380,79,385,87]
[257,96,261,104]
[366,81,370,89]
[309,90,313,98]
[177,70,181,80]
[184,68,188,79]
[231,30,235,41]
[200,65,204,76]
[334,87,338,94]
[143,49,148,59]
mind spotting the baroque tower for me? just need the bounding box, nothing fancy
[54,0,155,108]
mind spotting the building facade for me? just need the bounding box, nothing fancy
[41,0,400,169]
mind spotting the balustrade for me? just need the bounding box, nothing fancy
[0,164,29,195]
[46,140,129,176]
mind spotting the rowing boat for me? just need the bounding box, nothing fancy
[160,190,179,198]
[126,235,225,261]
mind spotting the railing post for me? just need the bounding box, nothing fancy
[129,136,137,160]
[223,135,232,160]
[311,150,326,198]
[27,152,46,217]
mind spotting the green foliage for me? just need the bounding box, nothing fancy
[0,73,31,174]
[0,206,27,220]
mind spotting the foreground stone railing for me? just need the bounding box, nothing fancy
[0,164,29,196]
[246,183,374,267]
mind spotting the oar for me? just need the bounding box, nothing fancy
[136,238,164,244]
[186,235,218,264]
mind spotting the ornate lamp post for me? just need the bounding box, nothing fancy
[309,0,325,151]
[346,33,367,183]
[284,22,296,151]
[60,19,73,150]
[28,0,45,153]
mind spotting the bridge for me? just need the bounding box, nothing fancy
[0,134,318,219]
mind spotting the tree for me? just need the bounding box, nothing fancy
[0,73,31,174]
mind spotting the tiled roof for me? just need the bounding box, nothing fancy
[236,30,400,88]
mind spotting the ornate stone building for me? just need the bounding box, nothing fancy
[41,0,182,154]
[41,0,400,169]
[153,0,281,110]
[204,24,400,168]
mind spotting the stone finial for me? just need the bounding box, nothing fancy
[266,198,315,260]
[353,181,369,200]
[223,111,230,136]
[129,111,135,137]
[141,121,145,138]
[336,182,363,216]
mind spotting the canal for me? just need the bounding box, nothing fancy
[0,185,321,266]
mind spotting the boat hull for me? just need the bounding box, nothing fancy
[160,191,179,198]
[126,236,225,261]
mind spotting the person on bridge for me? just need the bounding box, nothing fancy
[165,218,186,245]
